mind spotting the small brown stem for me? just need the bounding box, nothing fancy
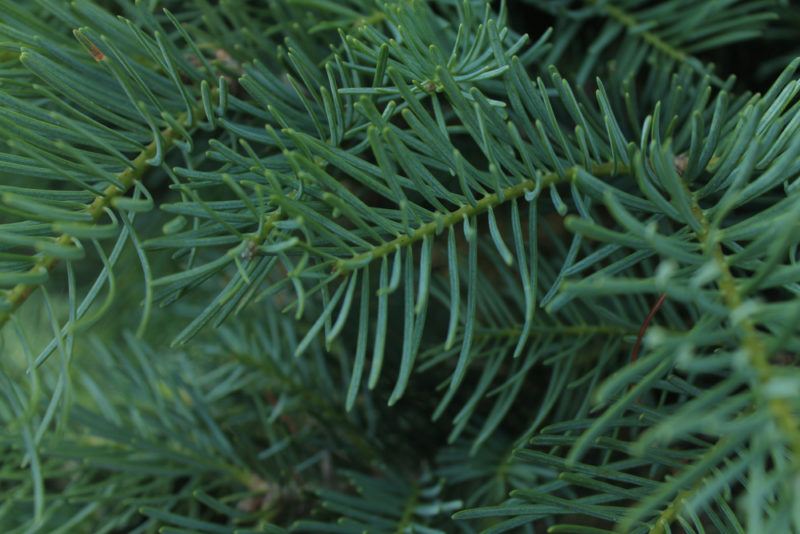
[631,293,666,362]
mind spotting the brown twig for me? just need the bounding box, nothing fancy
[631,293,667,362]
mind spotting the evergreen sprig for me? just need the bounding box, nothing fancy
[1,0,799,532]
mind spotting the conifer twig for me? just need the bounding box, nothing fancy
[0,110,197,327]
[582,0,726,85]
[335,161,625,274]
[584,0,687,62]
[684,184,800,461]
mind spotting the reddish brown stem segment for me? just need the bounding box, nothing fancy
[631,293,667,362]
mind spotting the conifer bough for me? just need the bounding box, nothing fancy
[1,0,799,533]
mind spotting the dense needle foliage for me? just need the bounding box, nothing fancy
[1,0,800,532]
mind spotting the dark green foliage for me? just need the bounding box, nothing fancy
[1,0,799,532]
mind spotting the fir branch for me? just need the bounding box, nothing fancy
[584,0,688,63]
[0,104,199,328]
[473,323,633,341]
[2,1,799,532]
[336,160,621,274]
[682,167,800,457]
